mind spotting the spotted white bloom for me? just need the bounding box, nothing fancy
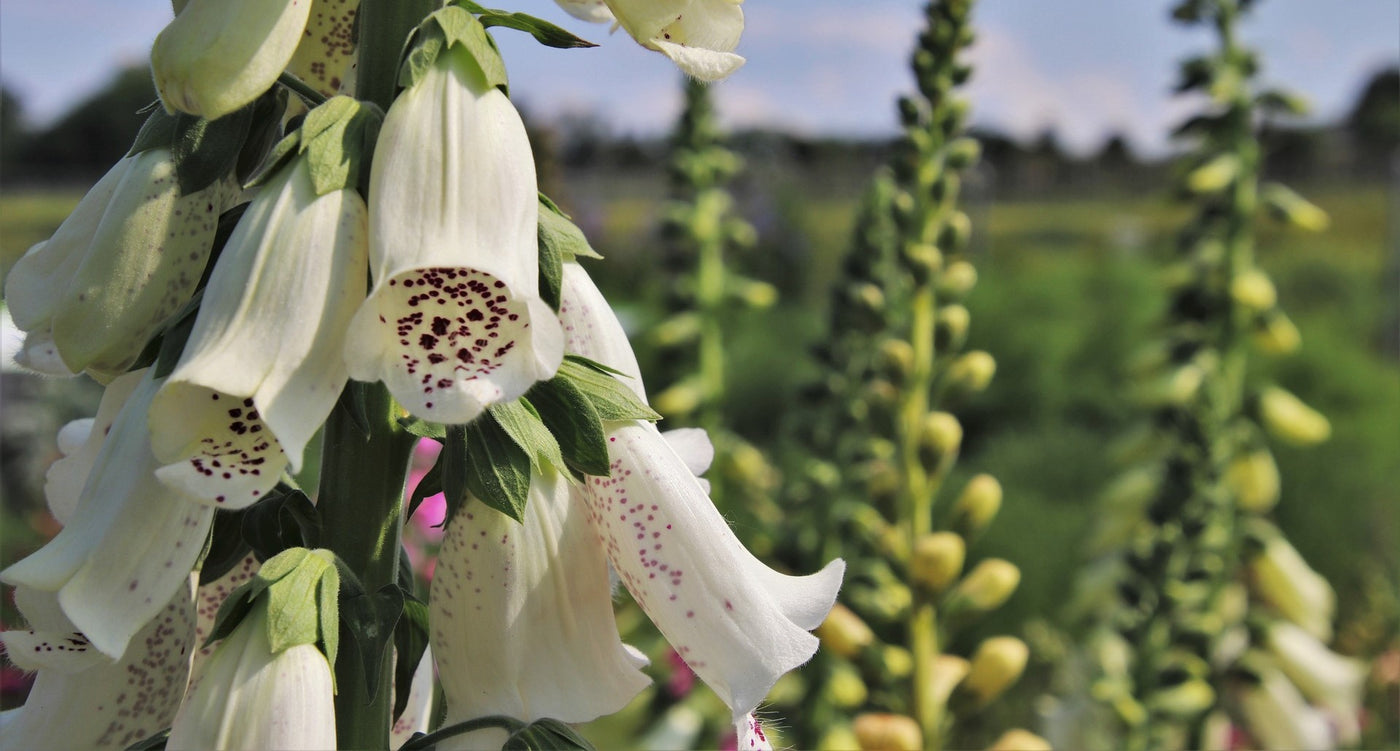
[151,0,313,118]
[148,157,367,508]
[344,44,563,424]
[1265,621,1366,745]
[555,0,746,81]
[286,0,362,98]
[0,579,197,751]
[167,598,336,751]
[0,371,213,659]
[3,149,232,379]
[390,649,438,750]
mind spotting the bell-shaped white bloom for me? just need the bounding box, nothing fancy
[345,45,563,424]
[430,468,650,740]
[3,149,233,379]
[562,0,746,81]
[553,0,615,23]
[737,714,774,751]
[1248,534,1336,641]
[558,262,844,719]
[151,0,313,119]
[0,578,197,751]
[1,371,214,658]
[391,649,438,750]
[148,158,367,508]
[167,598,336,751]
[1236,659,1336,751]
[1265,621,1366,745]
[286,0,362,98]
[193,554,262,673]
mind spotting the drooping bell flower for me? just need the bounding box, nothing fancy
[1235,657,1336,751]
[148,154,367,508]
[166,597,336,751]
[1248,530,1336,641]
[286,0,363,98]
[151,0,313,119]
[0,579,197,751]
[1265,621,1366,745]
[345,40,563,424]
[3,149,233,379]
[553,0,746,81]
[0,371,214,659]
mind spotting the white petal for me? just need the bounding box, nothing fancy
[585,421,843,717]
[736,714,774,751]
[287,0,362,97]
[603,0,746,80]
[652,40,746,82]
[193,554,261,674]
[45,374,144,525]
[431,469,650,725]
[0,629,104,674]
[391,648,437,750]
[1,371,214,658]
[0,577,197,751]
[1238,662,1337,751]
[558,262,646,398]
[1266,621,1366,743]
[347,47,562,423]
[13,331,77,377]
[662,427,714,476]
[149,159,366,508]
[1251,536,1336,641]
[553,0,615,23]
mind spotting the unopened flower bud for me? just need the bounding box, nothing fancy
[878,340,916,385]
[948,559,1020,613]
[1149,679,1215,718]
[946,351,996,395]
[1186,153,1240,193]
[902,242,942,281]
[1227,449,1281,512]
[654,380,704,418]
[1249,533,1336,641]
[818,725,862,751]
[1262,183,1330,232]
[882,646,914,679]
[938,211,972,253]
[947,476,1001,543]
[1139,362,1205,406]
[1256,386,1331,446]
[826,662,869,708]
[935,305,970,351]
[850,283,887,318]
[817,604,876,659]
[651,312,702,347]
[1231,269,1277,311]
[1253,310,1302,355]
[962,636,1029,705]
[987,730,1052,751]
[853,713,922,751]
[911,532,966,593]
[729,277,777,309]
[945,138,981,170]
[918,411,963,468]
[938,260,978,300]
[927,654,971,707]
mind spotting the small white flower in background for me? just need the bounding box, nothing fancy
[0,578,197,751]
[1248,532,1337,642]
[1265,621,1367,745]
[148,156,367,508]
[0,371,213,659]
[151,0,313,119]
[1235,658,1337,751]
[554,0,746,81]
[345,44,563,424]
[3,149,233,379]
[167,598,336,751]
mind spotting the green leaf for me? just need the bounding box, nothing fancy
[398,415,447,441]
[538,219,564,311]
[128,105,180,157]
[503,719,597,750]
[171,105,256,196]
[335,382,374,439]
[407,460,444,522]
[432,7,508,91]
[399,24,447,90]
[489,398,565,474]
[199,508,254,586]
[204,581,258,647]
[563,354,629,376]
[264,550,336,654]
[478,10,597,49]
[392,596,431,719]
[236,88,289,185]
[152,293,202,379]
[241,484,322,562]
[539,196,603,261]
[558,358,660,422]
[338,583,403,699]
[299,96,383,195]
[445,417,533,524]
[527,378,609,477]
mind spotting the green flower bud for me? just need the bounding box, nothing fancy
[1256,386,1331,446]
[938,211,972,252]
[653,379,704,418]
[878,339,916,386]
[728,277,777,309]
[1262,183,1330,232]
[987,730,1052,751]
[918,411,963,468]
[911,532,966,593]
[937,260,978,300]
[927,654,971,707]
[882,645,914,679]
[1249,533,1337,641]
[950,474,1003,539]
[902,242,943,281]
[1148,679,1215,719]
[945,350,996,395]
[651,312,703,347]
[826,662,869,709]
[1231,269,1278,311]
[853,713,922,751]
[817,603,876,659]
[1227,449,1281,512]
[945,137,982,170]
[948,559,1020,613]
[962,636,1029,705]
[935,304,970,352]
[1185,153,1240,193]
[1253,310,1302,355]
[1138,362,1205,406]
[817,726,862,751]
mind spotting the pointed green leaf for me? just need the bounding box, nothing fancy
[407,459,444,522]
[539,198,603,261]
[527,378,610,477]
[264,552,333,654]
[489,398,565,474]
[299,96,383,195]
[503,719,597,750]
[128,105,180,157]
[452,416,533,523]
[433,7,508,91]
[398,415,447,441]
[558,358,661,421]
[171,106,254,196]
[337,584,403,699]
[392,596,431,719]
[478,10,597,49]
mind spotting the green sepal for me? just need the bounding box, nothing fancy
[336,575,404,700]
[540,195,604,260]
[236,88,289,185]
[298,95,384,196]
[198,507,254,586]
[244,131,301,190]
[400,7,508,93]
[406,460,444,523]
[503,719,597,751]
[128,105,181,157]
[443,416,532,524]
[475,9,597,49]
[392,595,431,719]
[559,356,661,421]
[489,398,565,474]
[398,415,447,441]
[526,376,610,477]
[171,105,257,196]
[334,382,375,439]
[241,484,323,561]
[203,547,340,674]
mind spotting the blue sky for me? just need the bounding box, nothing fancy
[2,1,1396,156]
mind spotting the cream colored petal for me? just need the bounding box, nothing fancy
[553,0,615,23]
[390,649,437,750]
[287,0,361,97]
[558,262,645,397]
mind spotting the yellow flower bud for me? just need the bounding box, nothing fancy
[1227,449,1281,512]
[650,312,702,346]
[938,260,978,300]
[950,474,1002,538]
[1138,362,1205,406]
[1148,679,1215,718]
[946,350,997,395]
[826,662,870,708]
[653,379,704,418]
[1231,269,1278,311]
[962,636,1029,705]
[1262,183,1330,232]
[882,645,914,679]
[853,713,922,751]
[879,339,916,385]
[1257,386,1331,446]
[911,532,966,593]
[918,412,963,468]
[926,654,971,707]
[987,729,1052,751]
[935,304,971,352]
[818,726,862,751]
[817,603,876,659]
[1186,153,1240,193]
[949,559,1020,613]
[939,211,972,253]
[945,138,982,170]
[1250,534,1337,641]
[1253,310,1302,355]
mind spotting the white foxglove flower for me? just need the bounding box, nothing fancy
[737,714,774,751]
[557,0,746,81]
[0,578,197,751]
[1,371,213,658]
[345,45,563,424]
[148,158,367,508]
[167,598,336,751]
[286,0,362,98]
[1265,621,1366,745]
[560,262,845,721]
[3,149,232,379]
[151,0,313,118]
[430,469,650,740]
[192,554,261,673]
[391,649,438,750]
[1236,659,1336,751]
[1248,534,1336,641]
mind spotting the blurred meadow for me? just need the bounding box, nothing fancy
[0,6,1396,744]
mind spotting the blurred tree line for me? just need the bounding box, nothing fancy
[1,65,1394,191]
